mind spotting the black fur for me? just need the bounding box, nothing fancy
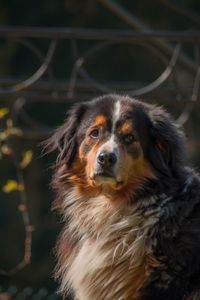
[139,170,200,300]
[46,95,200,300]
[44,103,87,166]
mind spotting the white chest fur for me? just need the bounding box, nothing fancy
[60,193,160,300]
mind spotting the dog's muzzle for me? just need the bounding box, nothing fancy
[91,146,123,188]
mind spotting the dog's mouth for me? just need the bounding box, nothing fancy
[90,171,124,189]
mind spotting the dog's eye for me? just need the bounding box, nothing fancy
[90,128,99,138]
[123,134,135,145]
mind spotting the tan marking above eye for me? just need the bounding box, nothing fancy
[86,115,107,139]
[118,121,139,145]
[94,115,107,127]
[119,121,134,135]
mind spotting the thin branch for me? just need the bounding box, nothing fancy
[0,153,33,276]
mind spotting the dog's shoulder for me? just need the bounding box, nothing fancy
[142,168,200,300]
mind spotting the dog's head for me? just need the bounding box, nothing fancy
[45,95,186,198]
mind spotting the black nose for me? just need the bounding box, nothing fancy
[97,151,117,167]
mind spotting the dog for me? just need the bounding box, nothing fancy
[45,94,200,300]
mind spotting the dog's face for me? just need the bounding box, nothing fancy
[47,95,185,198]
[78,98,154,191]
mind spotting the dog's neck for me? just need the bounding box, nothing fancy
[61,169,197,240]
[59,187,162,299]
[62,185,166,240]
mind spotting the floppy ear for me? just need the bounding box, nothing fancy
[43,103,87,167]
[147,106,186,177]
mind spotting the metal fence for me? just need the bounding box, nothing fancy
[0,26,200,138]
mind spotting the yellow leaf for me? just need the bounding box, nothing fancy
[9,127,23,137]
[0,128,23,141]
[0,107,9,118]
[2,180,24,193]
[20,150,33,169]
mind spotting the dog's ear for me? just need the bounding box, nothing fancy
[147,106,186,177]
[43,103,87,167]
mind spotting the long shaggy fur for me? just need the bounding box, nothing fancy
[46,95,200,300]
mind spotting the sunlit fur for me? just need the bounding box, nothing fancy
[46,95,200,300]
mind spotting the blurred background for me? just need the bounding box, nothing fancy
[0,0,200,299]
